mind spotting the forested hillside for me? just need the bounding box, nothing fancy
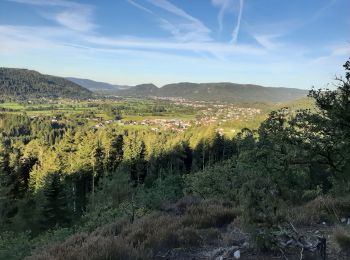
[115,82,308,103]
[0,68,93,100]
[0,60,349,259]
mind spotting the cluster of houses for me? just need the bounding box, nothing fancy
[92,119,116,129]
[88,98,262,134]
[91,105,261,133]
[200,106,261,124]
[123,118,192,133]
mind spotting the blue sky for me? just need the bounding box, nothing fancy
[0,0,349,89]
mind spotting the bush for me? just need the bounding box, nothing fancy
[240,176,285,252]
[119,211,204,256]
[185,159,238,201]
[181,200,238,228]
[334,227,350,254]
[0,231,32,260]
[137,175,184,210]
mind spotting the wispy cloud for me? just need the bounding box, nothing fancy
[127,0,154,14]
[251,34,282,50]
[231,0,244,44]
[212,0,235,32]
[53,8,95,32]
[211,0,245,43]
[83,34,265,56]
[128,0,212,42]
[7,0,77,7]
[7,0,96,32]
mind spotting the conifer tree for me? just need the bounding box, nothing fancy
[41,172,70,230]
[0,140,12,230]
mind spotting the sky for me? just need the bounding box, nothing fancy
[0,0,349,89]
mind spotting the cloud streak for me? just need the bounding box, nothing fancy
[127,0,154,14]
[231,0,244,44]
[212,0,235,32]
[128,0,212,42]
[8,0,96,32]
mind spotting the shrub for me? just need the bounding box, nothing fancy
[240,176,285,252]
[0,231,32,260]
[163,195,201,215]
[185,159,238,201]
[334,227,350,254]
[177,227,202,248]
[202,228,222,244]
[138,175,184,210]
[90,218,129,237]
[181,200,238,229]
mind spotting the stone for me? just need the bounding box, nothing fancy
[224,246,239,258]
[341,218,347,223]
[234,250,240,259]
[242,241,249,248]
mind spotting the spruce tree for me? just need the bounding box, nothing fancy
[41,172,70,230]
[0,140,12,230]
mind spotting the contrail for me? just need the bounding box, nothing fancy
[217,0,230,33]
[231,0,244,44]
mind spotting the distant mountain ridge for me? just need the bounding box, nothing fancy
[66,77,132,93]
[0,68,308,103]
[114,82,308,103]
[0,68,92,99]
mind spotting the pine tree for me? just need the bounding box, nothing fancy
[91,141,104,207]
[0,140,12,230]
[41,172,70,230]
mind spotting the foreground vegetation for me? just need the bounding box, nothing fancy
[0,60,349,259]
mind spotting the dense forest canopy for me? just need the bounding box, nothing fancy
[0,68,93,100]
[0,60,349,259]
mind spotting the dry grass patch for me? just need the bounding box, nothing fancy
[28,234,146,260]
[28,198,239,259]
[288,195,350,226]
[121,212,203,254]
[334,226,350,254]
[181,200,238,229]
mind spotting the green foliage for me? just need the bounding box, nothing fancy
[240,175,284,251]
[1,60,350,257]
[0,231,32,260]
[41,173,71,230]
[137,174,184,210]
[185,159,237,201]
[0,68,92,100]
[116,82,307,103]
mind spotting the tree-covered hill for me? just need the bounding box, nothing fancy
[115,82,308,103]
[116,83,159,96]
[0,68,93,100]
